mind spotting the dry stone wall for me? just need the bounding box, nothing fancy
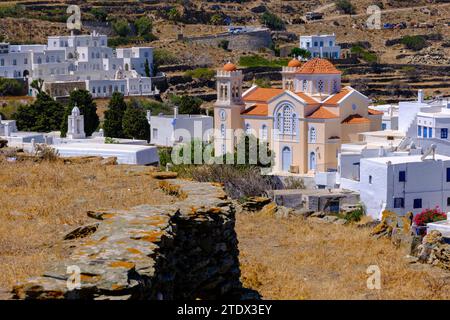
[12,179,242,300]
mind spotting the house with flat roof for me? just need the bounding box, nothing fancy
[299,34,341,59]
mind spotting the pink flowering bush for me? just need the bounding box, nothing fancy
[413,207,447,227]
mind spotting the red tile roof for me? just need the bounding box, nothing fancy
[294,92,321,105]
[341,114,371,124]
[295,58,341,75]
[243,88,284,103]
[368,108,384,115]
[307,107,338,119]
[322,88,352,106]
[241,104,268,116]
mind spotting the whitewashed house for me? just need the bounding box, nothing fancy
[0,32,158,98]
[358,153,450,219]
[147,108,214,147]
[369,104,399,130]
[299,34,341,59]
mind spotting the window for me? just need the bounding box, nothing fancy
[369,175,372,184]
[303,80,308,92]
[442,128,448,139]
[429,127,433,138]
[447,168,450,182]
[447,197,450,206]
[418,125,422,136]
[309,127,316,143]
[282,105,293,134]
[152,128,158,139]
[317,80,324,93]
[319,41,324,47]
[12,59,16,66]
[382,123,387,130]
[423,127,428,138]
[314,41,318,47]
[413,199,422,209]
[399,171,406,182]
[261,124,268,140]
[0,59,3,66]
[329,41,333,46]
[245,123,251,135]
[394,197,404,208]
[24,58,28,64]
[220,124,226,138]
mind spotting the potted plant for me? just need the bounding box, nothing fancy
[413,207,447,236]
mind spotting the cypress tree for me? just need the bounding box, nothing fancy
[103,92,127,138]
[122,100,150,141]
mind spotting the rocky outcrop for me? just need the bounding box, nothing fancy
[416,230,450,270]
[12,179,242,300]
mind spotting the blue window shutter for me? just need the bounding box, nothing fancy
[399,171,406,182]
[423,127,428,138]
[418,126,422,136]
[429,127,433,138]
[447,168,450,182]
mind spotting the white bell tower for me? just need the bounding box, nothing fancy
[67,104,86,139]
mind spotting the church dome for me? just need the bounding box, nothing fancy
[223,61,237,72]
[296,58,341,74]
[287,57,302,68]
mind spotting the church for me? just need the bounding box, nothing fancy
[214,57,383,174]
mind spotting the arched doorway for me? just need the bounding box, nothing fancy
[309,152,316,171]
[125,64,129,71]
[23,70,29,78]
[282,146,292,172]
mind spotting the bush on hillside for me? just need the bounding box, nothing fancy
[184,68,215,81]
[260,11,285,30]
[401,35,427,51]
[335,0,356,14]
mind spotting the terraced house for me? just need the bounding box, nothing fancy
[214,58,383,174]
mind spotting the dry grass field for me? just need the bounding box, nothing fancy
[237,212,450,300]
[0,156,175,291]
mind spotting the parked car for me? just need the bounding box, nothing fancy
[306,12,324,21]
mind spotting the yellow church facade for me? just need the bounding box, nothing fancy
[214,58,382,174]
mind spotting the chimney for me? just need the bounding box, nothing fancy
[418,90,424,103]
[173,106,178,119]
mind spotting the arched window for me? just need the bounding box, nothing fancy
[220,124,226,138]
[292,113,297,135]
[261,124,268,140]
[309,127,316,143]
[92,87,96,94]
[309,152,316,171]
[37,57,42,64]
[245,123,251,135]
[282,105,292,134]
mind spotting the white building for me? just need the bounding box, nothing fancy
[147,108,214,147]
[357,153,450,219]
[0,31,158,98]
[369,104,399,130]
[299,34,341,59]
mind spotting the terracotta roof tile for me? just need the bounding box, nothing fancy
[307,107,338,119]
[294,92,321,105]
[322,88,351,106]
[368,108,384,115]
[243,88,284,103]
[342,114,371,124]
[295,58,341,75]
[241,104,268,116]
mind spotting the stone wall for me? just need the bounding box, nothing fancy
[185,30,273,52]
[12,179,242,300]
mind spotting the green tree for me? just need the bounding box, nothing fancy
[90,8,108,22]
[30,78,44,95]
[168,8,181,22]
[260,11,285,31]
[13,92,65,132]
[401,35,427,51]
[60,90,99,137]
[210,14,222,25]
[113,19,131,37]
[335,0,356,15]
[144,59,151,77]
[122,101,150,141]
[170,95,203,114]
[103,92,127,138]
[290,47,311,59]
[135,16,153,36]
[0,78,25,96]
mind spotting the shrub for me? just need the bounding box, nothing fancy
[34,144,59,162]
[90,8,108,22]
[343,204,365,223]
[138,99,172,115]
[283,176,305,189]
[239,55,289,68]
[153,49,179,73]
[112,19,131,37]
[184,68,215,81]
[122,100,150,141]
[103,92,127,138]
[169,95,203,114]
[335,0,356,14]
[218,40,230,51]
[401,35,427,51]
[13,92,65,132]
[135,16,153,36]
[413,207,447,227]
[260,11,285,30]
[254,78,271,88]
[290,47,311,59]
[0,78,25,96]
